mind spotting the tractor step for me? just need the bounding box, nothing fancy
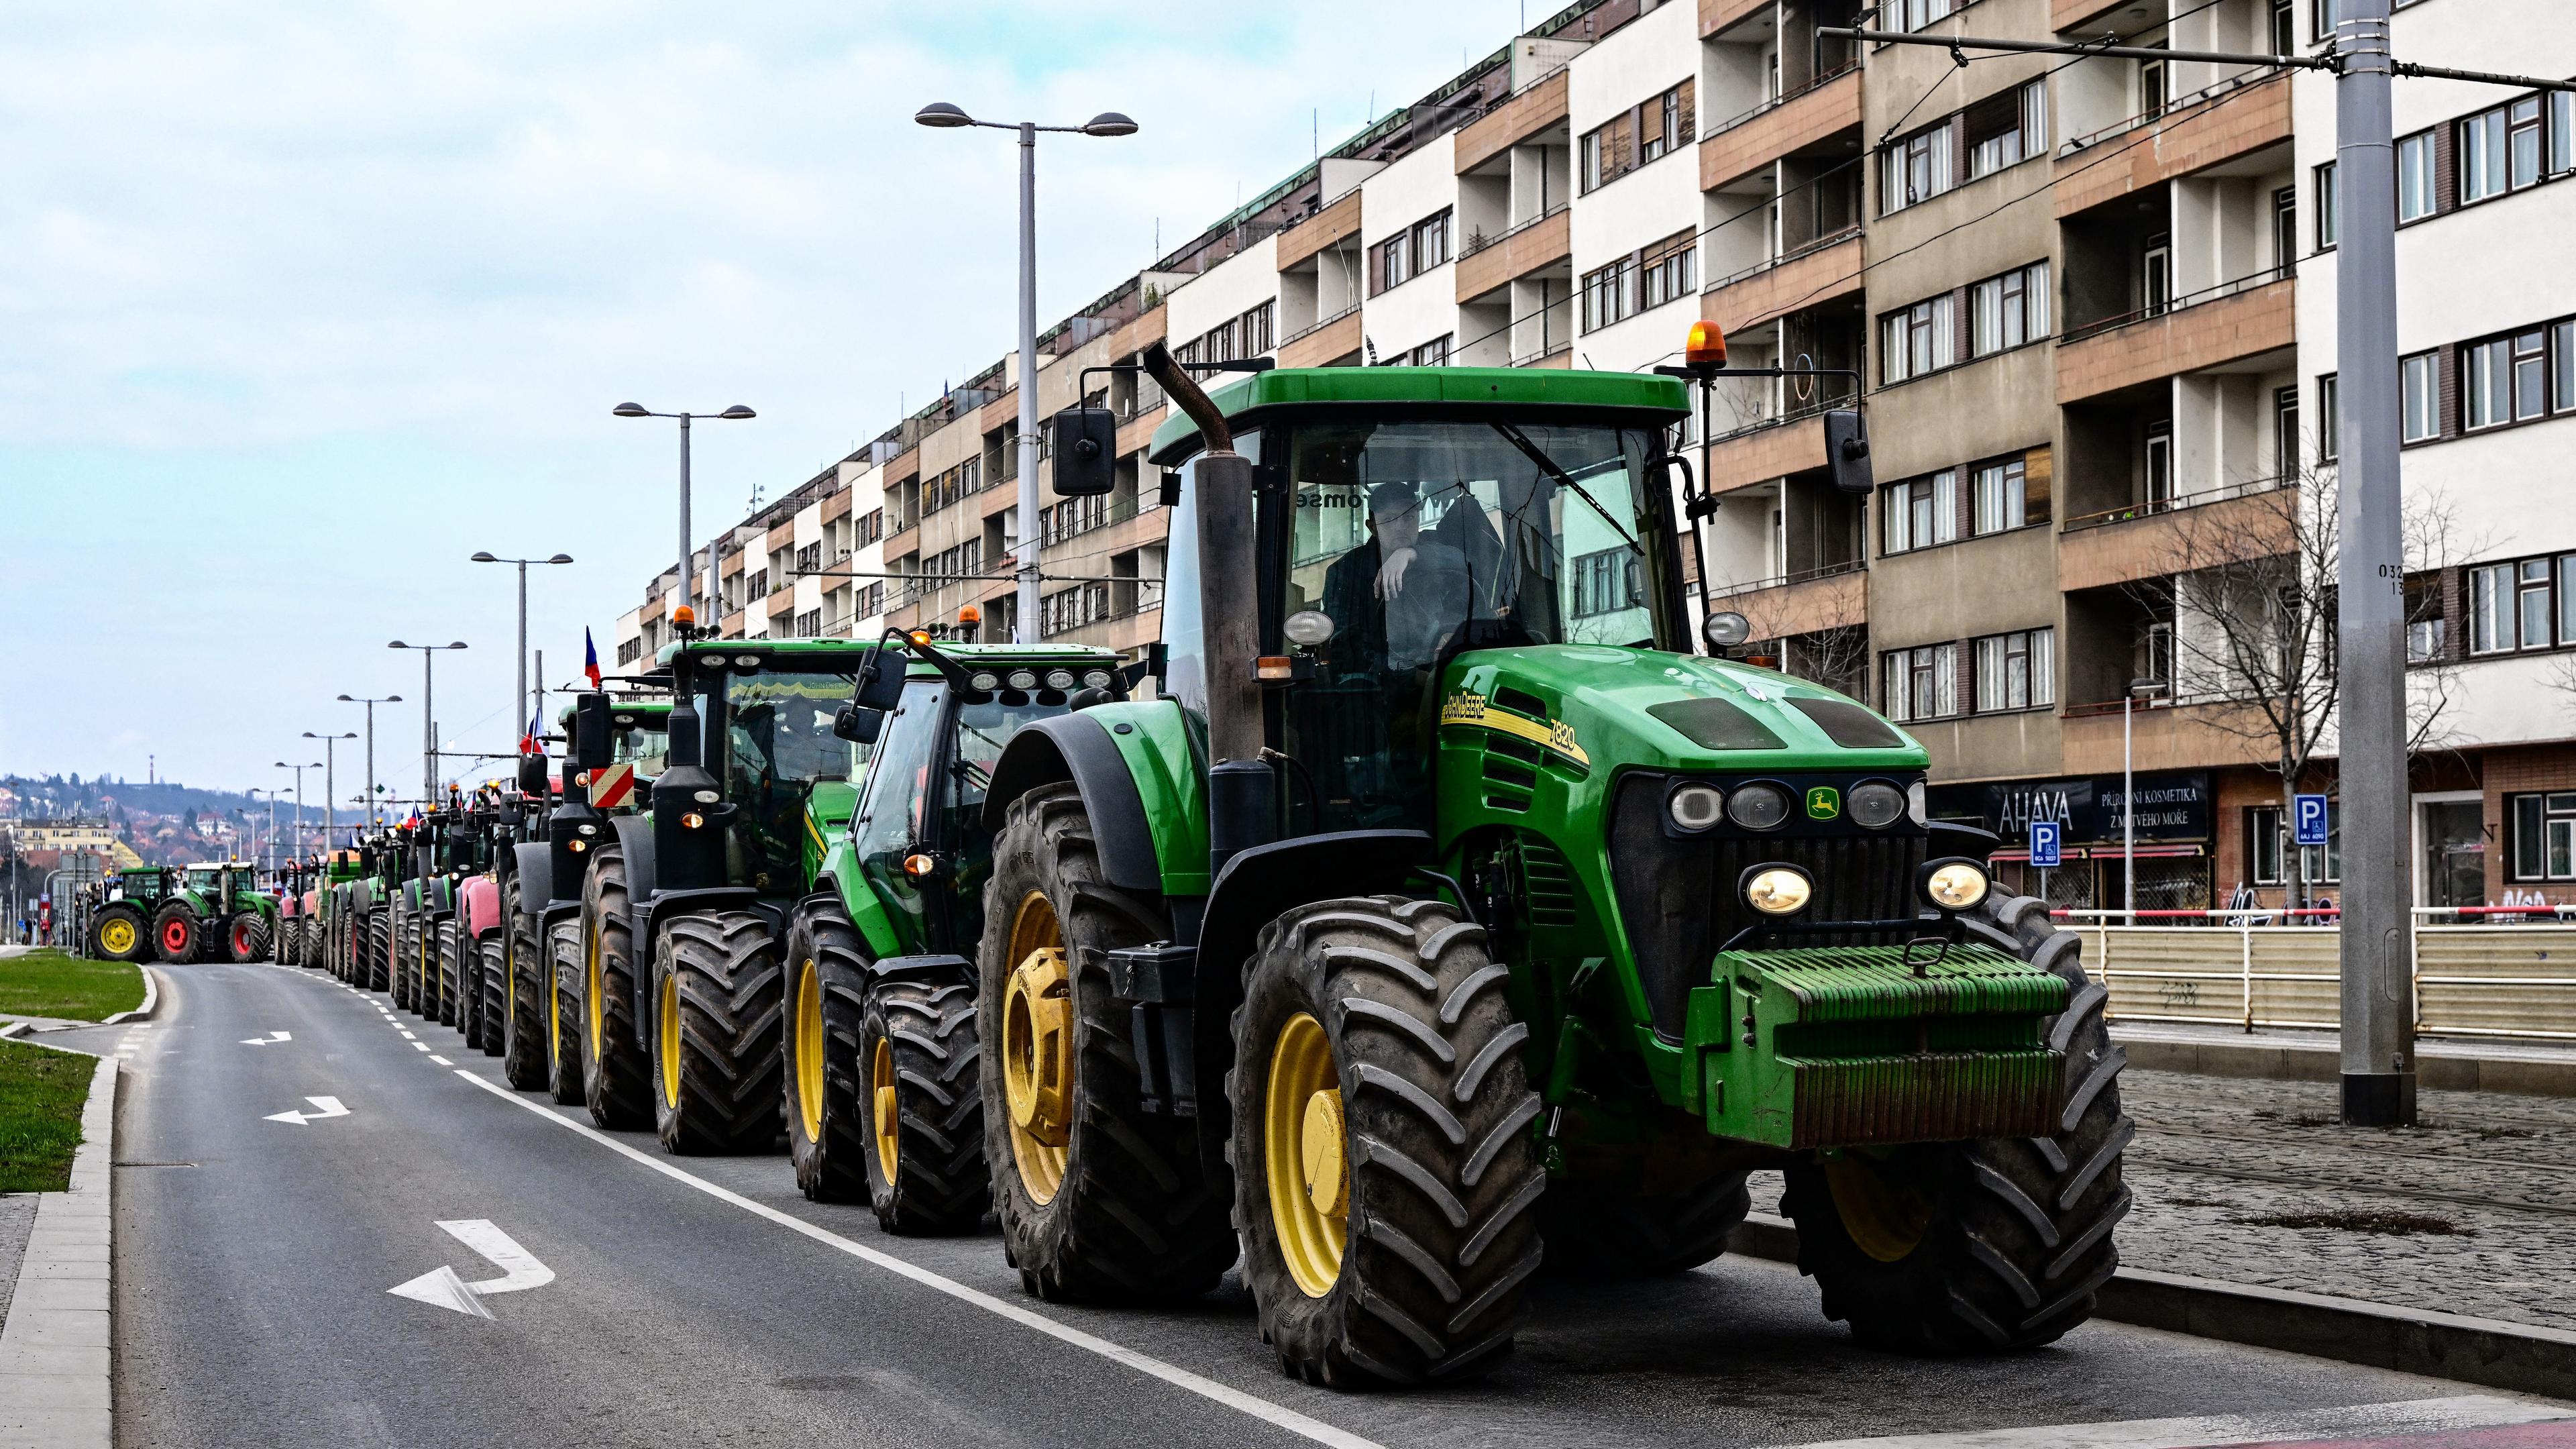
[1682,943,2070,1150]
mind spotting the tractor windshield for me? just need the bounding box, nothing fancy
[719,673,863,786]
[612,716,669,776]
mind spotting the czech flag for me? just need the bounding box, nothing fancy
[584,628,603,690]
[519,708,542,756]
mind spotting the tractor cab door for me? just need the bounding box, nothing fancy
[714,669,866,894]
[848,678,946,955]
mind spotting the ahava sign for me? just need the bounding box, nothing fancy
[1938,771,2211,845]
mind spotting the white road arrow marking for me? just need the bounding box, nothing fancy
[264,1095,348,1126]
[240,1031,291,1046]
[387,1220,553,1319]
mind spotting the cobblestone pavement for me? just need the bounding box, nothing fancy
[2113,1068,2576,1331]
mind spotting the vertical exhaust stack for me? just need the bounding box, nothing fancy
[649,659,725,892]
[1141,341,1273,874]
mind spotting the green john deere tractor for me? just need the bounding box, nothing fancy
[967,351,2130,1385]
[572,651,865,1152]
[89,867,176,963]
[780,637,1124,1228]
[155,862,276,963]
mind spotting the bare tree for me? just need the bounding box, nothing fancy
[1728,571,1872,698]
[2126,467,2472,908]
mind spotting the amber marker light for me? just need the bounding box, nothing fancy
[1684,319,1727,370]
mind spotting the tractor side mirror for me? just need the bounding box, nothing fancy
[1823,409,1873,495]
[1049,406,1118,497]
[853,650,906,714]
[516,753,549,796]
[833,704,884,745]
[573,694,613,769]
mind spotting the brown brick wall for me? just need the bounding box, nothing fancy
[1456,207,1570,304]
[1454,69,1568,175]
[2057,490,2299,593]
[2054,73,2292,218]
[1702,235,1862,336]
[2056,278,2296,404]
[2483,743,2576,905]
[1699,70,1860,194]
[1701,0,1768,38]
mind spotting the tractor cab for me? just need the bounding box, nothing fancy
[653,639,877,902]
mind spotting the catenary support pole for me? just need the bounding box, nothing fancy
[517,559,529,755]
[679,413,694,623]
[1016,121,1042,643]
[423,651,435,802]
[2332,0,2416,1126]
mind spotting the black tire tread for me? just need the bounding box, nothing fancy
[580,848,652,1129]
[783,902,871,1203]
[863,974,988,1234]
[653,910,786,1155]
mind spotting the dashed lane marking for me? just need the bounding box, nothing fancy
[429,1055,453,1066]
[1766,1395,2576,1449]
[452,1069,1384,1449]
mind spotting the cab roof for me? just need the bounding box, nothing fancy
[1148,365,1690,464]
[655,637,1116,669]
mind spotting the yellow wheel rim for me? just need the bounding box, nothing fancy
[1000,892,1073,1204]
[1267,1012,1347,1297]
[548,969,562,1069]
[659,969,682,1110]
[99,918,136,955]
[796,959,826,1145]
[587,927,606,1061]
[871,1035,900,1184]
[1823,1154,1935,1263]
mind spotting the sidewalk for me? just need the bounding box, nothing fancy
[2116,1020,2576,1096]
[0,1044,116,1448]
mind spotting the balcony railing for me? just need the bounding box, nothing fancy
[1280,301,1362,349]
[1510,339,1572,368]
[1462,201,1568,258]
[2059,66,2284,156]
[2061,474,2291,532]
[1700,389,1854,449]
[1701,62,1858,143]
[2058,264,2292,345]
[1701,224,1863,295]
[1707,557,1866,600]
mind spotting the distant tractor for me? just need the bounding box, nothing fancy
[89,867,176,963]
[155,863,275,963]
[782,637,1123,1226]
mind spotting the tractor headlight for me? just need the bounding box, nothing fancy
[1908,780,1927,826]
[970,672,1001,692]
[1740,865,1813,916]
[1044,669,1077,690]
[1920,859,1991,912]
[1007,670,1038,690]
[1666,784,1725,833]
[1081,669,1114,690]
[1848,782,1907,830]
[1727,782,1790,830]
[576,824,598,836]
[693,790,720,804]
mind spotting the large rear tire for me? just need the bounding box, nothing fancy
[580,848,652,1129]
[390,906,415,1010]
[649,912,786,1155]
[477,934,505,1057]
[91,906,147,963]
[1780,892,2132,1353]
[151,904,201,965]
[366,912,390,992]
[782,900,871,1203]
[279,917,302,967]
[860,972,987,1234]
[227,914,272,965]
[547,918,588,1106]
[981,784,1233,1303]
[501,880,548,1089]
[435,919,462,1028]
[1230,896,1545,1388]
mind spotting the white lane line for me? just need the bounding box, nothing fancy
[264,1095,350,1126]
[399,1030,416,1039]
[411,1042,431,1053]
[429,1055,453,1065]
[1763,1395,2575,1449]
[451,1069,1382,1449]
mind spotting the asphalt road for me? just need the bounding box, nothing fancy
[51,959,2576,1449]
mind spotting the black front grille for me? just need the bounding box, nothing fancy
[1609,774,1928,1041]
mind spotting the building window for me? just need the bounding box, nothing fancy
[1580,257,1636,333]
[1970,260,2049,356]
[2145,423,2174,504]
[1571,546,1642,618]
[1891,0,1955,30]
[2312,0,2339,41]
[1240,301,1275,357]
[2314,160,2338,250]
[1879,292,1956,384]
[2468,555,2576,653]
[1973,628,2053,712]
[1638,80,1695,165]
[1639,231,1697,312]
[2461,97,2548,205]
[2511,793,2576,881]
[2401,352,2437,442]
[2316,374,2340,462]
[1880,123,1955,215]
[2557,91,2576,178]
[1971,455,2043,535]
[1413,209,1452,273]
[2250,802,2341,886]
[2269,0,2294,56]
[1966,80,2048,180]
[1578,82,1689,195]
[1882,470,1959,555]
[2274,385,2300,480]
[794,609,822,639]
[2397,131,2436,222]
[1408,335,1452,366]
[1883,643,1959,723]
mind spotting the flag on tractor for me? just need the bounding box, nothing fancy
[584,629,603,690]
[519,709,542,755]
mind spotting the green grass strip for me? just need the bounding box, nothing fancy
[0,949,145,1022]
[0,1038,94,1193]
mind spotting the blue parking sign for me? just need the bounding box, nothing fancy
[2293,794,2330,847]
[2029,820,2061,869]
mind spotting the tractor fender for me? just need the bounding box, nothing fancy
[460,875,500,938]
[608,815,658,904]
[981,708,1175,896]
[1185,829,1434,1171]
[512,843,553,920]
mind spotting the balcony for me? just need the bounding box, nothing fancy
[2059,697,2272,776]
[1513,341,1574,368]
[1116,403,1167,462]
[1457,206,1570,305]
[1707,561,1868,637]
[1701,0,1771,38]
[2053,0,2131,30]
[1701,229,1860,335]
[1277,188,1362,272]
[2057,274,2295,405]
[1703,407,1829,494]
[2057,480,2296,593]
[1279,306,1362,368]
[1700,67,1859,194]
[1454,68,1568,175]
[2055,71,2292,217]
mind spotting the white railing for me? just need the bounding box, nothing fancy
[2053,907,2576,1040]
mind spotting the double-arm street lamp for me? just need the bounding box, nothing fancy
[914,100,1138,641]
[387,641,467,800]
[611,404,755,629]
[276,761,321,858]
[470,552,574,758]
[336,692,400,829]
[297,734,356,850]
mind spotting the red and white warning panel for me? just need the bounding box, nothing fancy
[588,762,636,810]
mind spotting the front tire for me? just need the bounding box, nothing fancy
[782,901,871,1203]
[228,914,272,965]
[547,918,586,1106]
[649,912,786,1155]
[151,904,201,965]
[91,906,147,963]
[436,919,462,1028]
[501,880,548,1088]
[1779,892,2133,1353]
[860,972,987,1234]
[580,848,652,1129]
[1230,896,1545,1388]
[477,934,506,1057]
[981,784,1232,1303]
[366,912,390,992]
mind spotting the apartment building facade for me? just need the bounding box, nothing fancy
[606,0,2573,915]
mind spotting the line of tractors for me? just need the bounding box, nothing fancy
[83,861,279,965]
[238,348,2133,1388]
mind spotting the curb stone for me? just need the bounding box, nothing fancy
[0,1042,116,1449]
[2112,1028,2576,1098]
[1728,1212,2576,1399]
[98,966,159,1028]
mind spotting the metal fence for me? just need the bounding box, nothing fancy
[2057,908,2576,1041]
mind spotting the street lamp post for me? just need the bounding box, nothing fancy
[2122,678,2169,922]
[387,642,467,800]
[336,693,401,830]
[296,735,354,851]
[915,100,1138,642]
[276,761,321,859]
[470,553,574,757]
[611,404,755,630]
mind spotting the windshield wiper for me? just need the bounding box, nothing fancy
[1491,423,1640,553]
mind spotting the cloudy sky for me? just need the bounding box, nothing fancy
[0,0,1528,808]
